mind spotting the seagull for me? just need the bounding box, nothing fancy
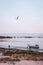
[16,16,19,20]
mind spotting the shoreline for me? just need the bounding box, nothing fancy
[1,49,43,61]
[0,49,43,65]
[0,35,43,39]
[0,60,43,65]
[10,60,43,65]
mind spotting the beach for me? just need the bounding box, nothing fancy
[0,34,43,65]
[0,0,43,64]
[0,60,43,65]
[0,49,43,61]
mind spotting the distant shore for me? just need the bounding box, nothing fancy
[0,36,43,39]
[0,36,33,38]
[0,36,13,39]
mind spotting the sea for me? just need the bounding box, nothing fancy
[0,33,43,52]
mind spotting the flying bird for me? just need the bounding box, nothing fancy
[16,16,19,20]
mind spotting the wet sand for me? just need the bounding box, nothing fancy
[0,60,43,65]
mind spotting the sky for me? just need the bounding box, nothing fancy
[0,0,43,33]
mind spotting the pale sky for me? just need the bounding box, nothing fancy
[0,0,43,33]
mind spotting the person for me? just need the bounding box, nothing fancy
[8,45,10,51]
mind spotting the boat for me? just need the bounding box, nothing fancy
[27,44,39,49]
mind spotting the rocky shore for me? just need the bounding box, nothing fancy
[2,49,43,62]
[0,49,43,63]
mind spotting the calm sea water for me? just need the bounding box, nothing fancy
[0,33,43,52]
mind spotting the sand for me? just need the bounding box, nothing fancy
[0,60,43,65]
